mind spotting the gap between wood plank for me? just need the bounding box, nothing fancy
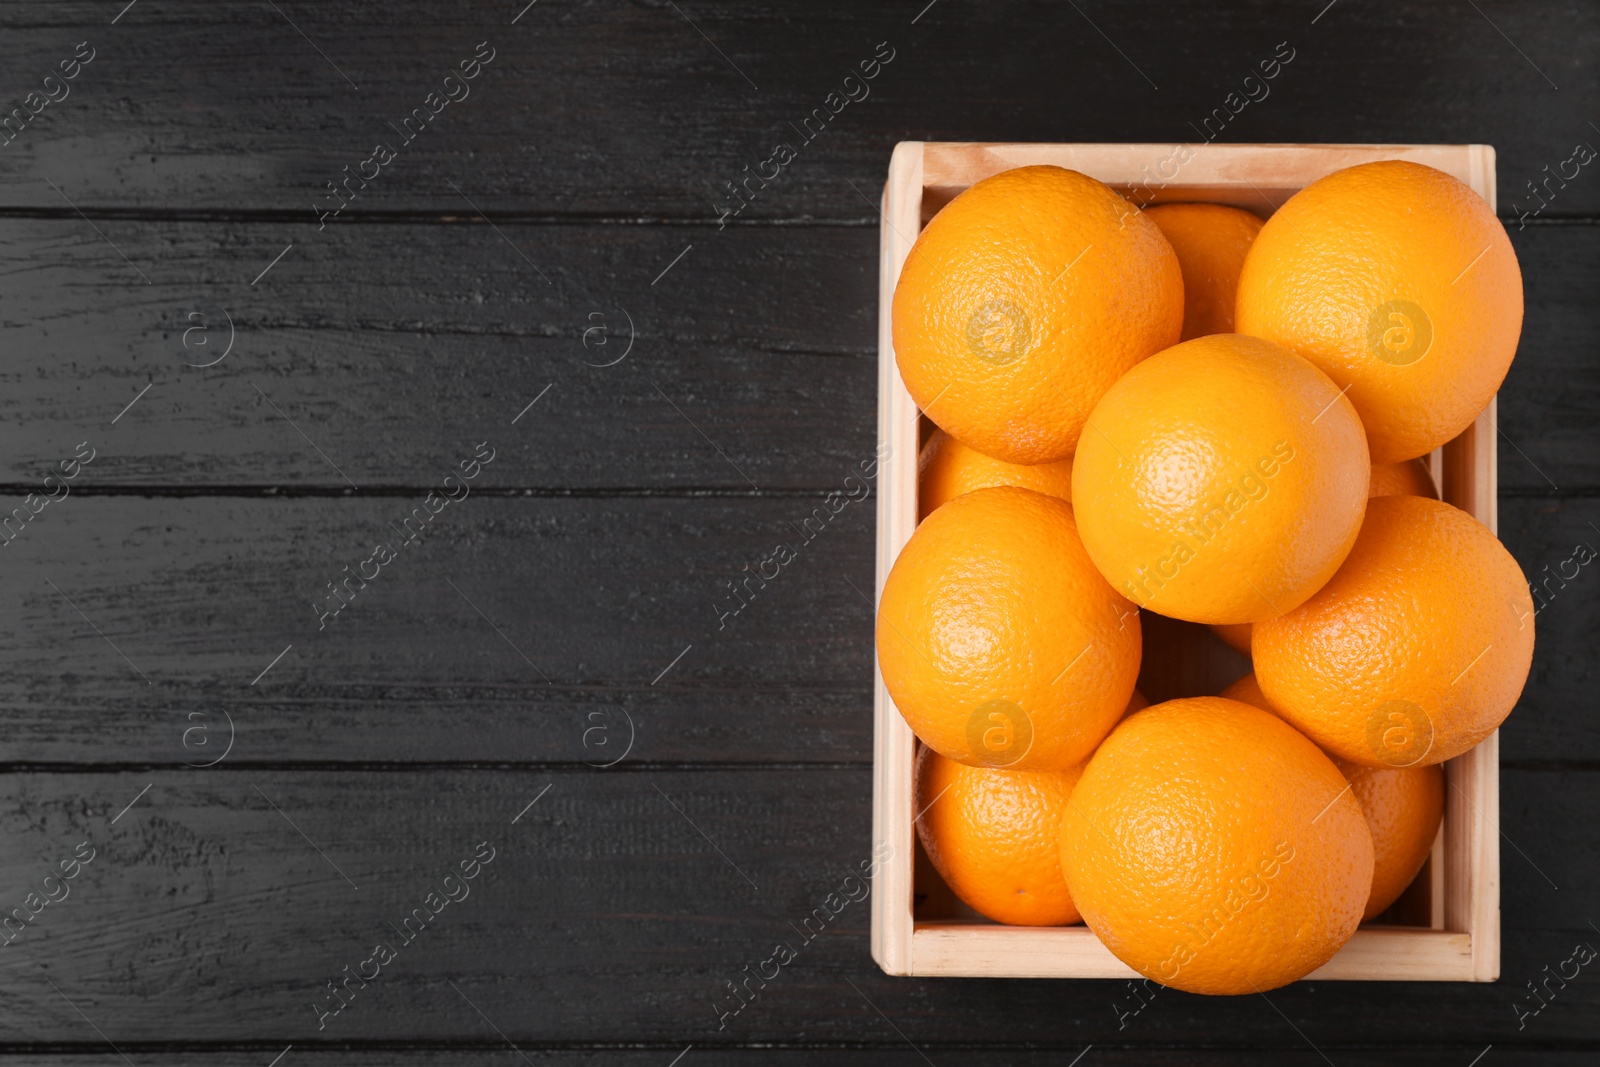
[0,485,1587,499]
[0,207,879,227]
[0,485,875,499]
[0,1045,1001,1056]
[0,760,877,774]
[0,759,1590,773]
[0,207,1594,227]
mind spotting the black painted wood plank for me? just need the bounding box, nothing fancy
[0,766,1591,1047]
[0,1050,1584,1066]
[0,219,876,492]
[0,2,1595,218]
[0,493,1587,765]
[0,2,1594,1057]
[1501,223,1600,495]
[0,219,1592,493]
[1498,495,1600,768]
[0,494,880,764]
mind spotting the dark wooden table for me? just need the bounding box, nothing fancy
[0,2,1595,1064]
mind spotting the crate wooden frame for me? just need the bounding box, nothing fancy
[871,142,1501,981]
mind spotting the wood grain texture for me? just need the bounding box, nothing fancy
[0,1,1594,217]
[0,218,1589,491]
[0,1053,1591,1066]
[0,495,880,764]
[1500,224,1600,494]
[0,493,1584,766]
[869,139,921,977]
[0,767,1591,1048]
[0,219,877,490]
[0,0,1596,1058]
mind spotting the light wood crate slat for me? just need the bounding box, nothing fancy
[872,141,1502,982]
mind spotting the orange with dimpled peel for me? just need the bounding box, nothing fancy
[918,428,1072,521]
[1059,696,1373,994]
[1071,333,1370,624]
[912,688,1149,927]
[1143,202,1263,340]
[893,165,1183,464]
[1369,457,1438,499]
[877,486,1141,771]
[1235,160,1522,463]
[915,745,1086,926]
[1253,495,1535,768]
[1222,671,1445,920]
[1338,755,1444,920]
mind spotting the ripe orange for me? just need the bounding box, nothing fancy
[1059,697,1373,994]
[1217,672,1444,921]
[1220,670,1271,710]
[1211,623,1252,656]
[1235,160,1523,463]
[878,486,1141,771]
[893,165,1183,464]
[1143,203,1264,340]
[1370,457,1438,499]
[1254,495,1535,767]
[919,428,1072,521]
[915,745,1085,926]
[1335,756,1444,920]
[1071,333,1370,624]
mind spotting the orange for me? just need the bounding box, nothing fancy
[1217,673,1444,921]
[1369,457,1438,499]
[1254,495,1534,767]
[1236,160,1523,463]
[1059,697,1373,994]
[892,165,1183,464]
[1211,623,1252,656]
[918,428,1072,521]
[877,486,1141,771]
[1219,670,1271,710]
[1071,334,1370,624]
[1143,203,1264,340]
[915,745,1085,926]
[1336,756,1443,920]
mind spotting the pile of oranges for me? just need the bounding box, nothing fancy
[883,161,1532,995]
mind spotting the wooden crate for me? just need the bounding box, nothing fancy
[871,142,1501,981]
